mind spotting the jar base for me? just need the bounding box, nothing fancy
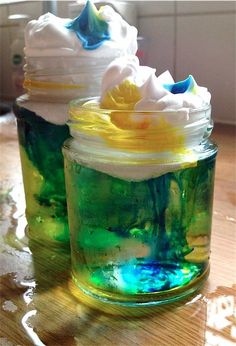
[25,224,70,248]
[71,265,209,307]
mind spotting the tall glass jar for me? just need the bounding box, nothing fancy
[14,57,112,246]
[63,99,217,305]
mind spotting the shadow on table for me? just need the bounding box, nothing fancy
[28,238,71,292]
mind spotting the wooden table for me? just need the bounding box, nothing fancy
[0,114,235,346]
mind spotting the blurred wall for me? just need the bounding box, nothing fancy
[0,1,44,100]
[137,1,236,124]
[0,0,235,124]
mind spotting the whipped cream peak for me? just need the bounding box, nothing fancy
[65,1,110,50]
[101,56,211,111]
[24,13,73,56]
[101,55,155,100]
[163,75,196,94]
[139,71,174,102]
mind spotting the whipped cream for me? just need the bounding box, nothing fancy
[67,136,200,181]
[21,3,138,124]
[24,4,137,58]
[101,56,211,111]
[17,94,69,125]
[67,55,212,181]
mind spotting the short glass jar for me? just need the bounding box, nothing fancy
[63,99,217,306]
[14,57,112,246]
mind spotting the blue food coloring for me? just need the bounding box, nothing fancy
[163,75,196,94]
[65,0,110,50]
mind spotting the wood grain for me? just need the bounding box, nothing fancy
[0,115,235,346]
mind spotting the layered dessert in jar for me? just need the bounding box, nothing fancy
[63,56,217,305]
[14,1,137,245]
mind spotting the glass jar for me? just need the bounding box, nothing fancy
[63,98,217,305]
[14,57,112,246]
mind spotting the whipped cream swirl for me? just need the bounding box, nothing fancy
[24,4,137,58]
[101,56,211,111]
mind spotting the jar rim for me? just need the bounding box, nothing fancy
[69,97,211,115]
[67,96,213,156]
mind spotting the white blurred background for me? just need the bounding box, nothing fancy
[0,0,235,124]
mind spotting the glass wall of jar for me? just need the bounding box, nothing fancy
[63,99,217,305]
[14,57,112,246]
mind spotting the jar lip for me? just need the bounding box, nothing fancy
[69,97,211,115]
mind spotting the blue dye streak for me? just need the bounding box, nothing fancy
[163,75,195,94]
[65,0,110,50]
